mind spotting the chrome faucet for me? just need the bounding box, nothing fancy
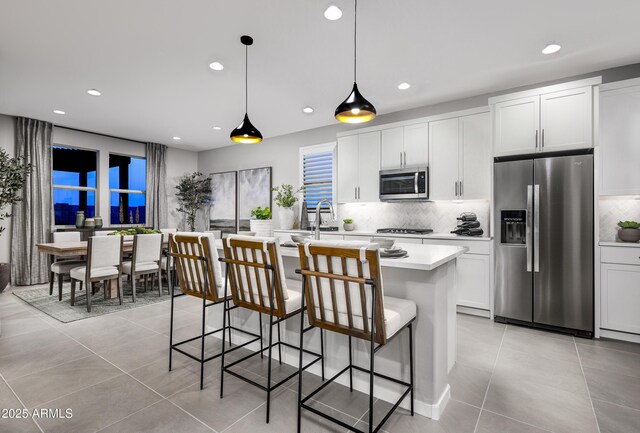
[314,198,336,240]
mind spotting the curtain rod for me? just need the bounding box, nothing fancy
[55,125,148,145]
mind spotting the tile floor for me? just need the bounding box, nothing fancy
[1,286,640,433]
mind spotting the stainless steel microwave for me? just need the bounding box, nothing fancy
[379,167,429,201]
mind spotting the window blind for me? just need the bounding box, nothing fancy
[302,150,333,211]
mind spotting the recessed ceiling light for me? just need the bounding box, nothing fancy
[303,106,314,114]
[212,126,222,130]
[53,109,65,115]
[172,136,181,140]
[324,5,342,20]
[209,61,224,71]
[542,43,561,55]
[87,89,101,96]
[397,82,411,90]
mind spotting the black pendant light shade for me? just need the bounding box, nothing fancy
[335,82,376,123]
[230,35,263,144]
[230,113,263,144]
[335,0,376,124]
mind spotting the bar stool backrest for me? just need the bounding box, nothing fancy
[222,235,289,318]
[298,241,388,345]
[170,233,224,302]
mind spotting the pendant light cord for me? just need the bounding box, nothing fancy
[354,0,358,82]
[245,44,248,113]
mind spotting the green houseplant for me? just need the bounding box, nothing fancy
[0,148,33,292]
[272,184,303,230]
[250,206,273,236]
[176,172,212,232]
[343,218,355,231]
[617,220,640,243]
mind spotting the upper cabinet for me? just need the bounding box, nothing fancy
[490,79,599,157]
[600,78,640,196]
[337,131,381,203]
[429,111,491,200]
[380,123,428,169]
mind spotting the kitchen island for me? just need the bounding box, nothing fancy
[212,239,467,420]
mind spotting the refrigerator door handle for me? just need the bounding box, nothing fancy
[526,185,533,272]
[534,184,540,272]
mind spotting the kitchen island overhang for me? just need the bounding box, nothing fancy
[210,240,466,420]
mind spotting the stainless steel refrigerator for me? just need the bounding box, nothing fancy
[494,152,594,337]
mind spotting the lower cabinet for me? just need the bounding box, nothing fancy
[601,261,640,334]
[456,254,491,311]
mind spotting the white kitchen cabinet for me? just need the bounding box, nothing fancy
[380,123,428,169]
[337,132,380,203]
[429,112,491,200]
[456,254,491,311]
[429,118,460,200]
[461,112,491,200]
[540,86,593,152]
[491,80,597,157]
[493,96,540,156]
[601,263,640,334]
[600,79,640,195]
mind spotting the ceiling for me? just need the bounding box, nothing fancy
[1,0,640,151]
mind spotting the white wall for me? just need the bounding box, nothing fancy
[0,115,15,264]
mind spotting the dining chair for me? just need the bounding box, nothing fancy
[160,228,178,288]
[69,235,124,312]
[49,231,86,301]
[121,233,163,301]
[295,240,416,433]
[219,235,323,423]
[168,233,261,389]
[93,230,116,236]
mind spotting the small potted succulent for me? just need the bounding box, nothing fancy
[343,218,355,231]
[250,206,273,237]
[617,220,640,243]
[272,184,303,230]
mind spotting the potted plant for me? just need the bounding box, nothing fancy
[272,184,303,230]
[250,206,273,237]
[0,148,33,292]
[176,172,212,232]
[617,220,640,242]
[343,218,355,231]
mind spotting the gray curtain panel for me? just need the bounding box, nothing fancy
[11,117,53,285]
[145,142,168,229]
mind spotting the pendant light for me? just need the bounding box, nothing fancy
[230,35,263,144]
[335,0,376,124]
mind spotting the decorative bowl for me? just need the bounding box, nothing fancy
[291,233,313,244]
[371,237,395,249]
[618,228,640,242]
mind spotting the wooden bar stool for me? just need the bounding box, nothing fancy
[219,235,324,424]
[168,233,261,390]
[296,241,416,433]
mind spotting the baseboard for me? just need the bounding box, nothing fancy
[599,328,640,344]
[456,305,491,318]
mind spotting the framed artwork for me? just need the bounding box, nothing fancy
[209,171,238,235]
[238,167,272,231]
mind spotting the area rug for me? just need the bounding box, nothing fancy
[12,281,178,323]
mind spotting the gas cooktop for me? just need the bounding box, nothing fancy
[376,228,434,235]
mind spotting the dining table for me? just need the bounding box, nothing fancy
[36,240,167,298]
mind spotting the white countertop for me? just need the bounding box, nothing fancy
[215,239,467,271]
[599,241,640,248]
[273,229,493,242]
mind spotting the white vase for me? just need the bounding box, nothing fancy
[250,219,273,237]
[279,208,295,230]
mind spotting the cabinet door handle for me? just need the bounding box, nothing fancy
[355,186,357,200]
[400,152,403,167]
[541,129,545,149]
[358,186,360,199]
[404,151,407,167]
[455,181,458,197]
[460,180,463,197]
[535,130,539,149]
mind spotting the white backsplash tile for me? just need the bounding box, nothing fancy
[337,200,491,234]
[599,198,640,241]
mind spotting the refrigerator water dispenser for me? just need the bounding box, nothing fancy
[500,210,526,244]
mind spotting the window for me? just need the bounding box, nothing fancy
[109,154,146,224]
[52,146,98,225]
[299,143,336,212]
